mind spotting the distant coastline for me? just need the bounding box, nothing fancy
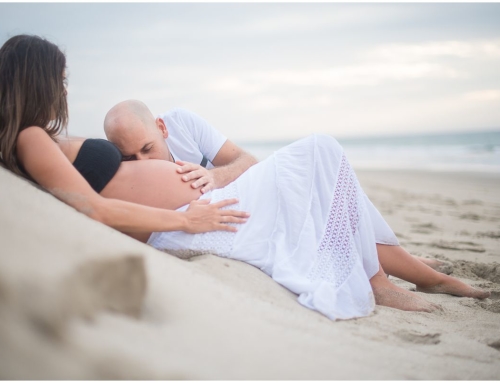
[238,129,500,173]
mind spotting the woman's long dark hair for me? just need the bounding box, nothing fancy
[0,34,68,177]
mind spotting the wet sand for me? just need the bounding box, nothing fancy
[1,166,499,379]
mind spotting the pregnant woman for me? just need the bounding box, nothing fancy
[0,35,489,321]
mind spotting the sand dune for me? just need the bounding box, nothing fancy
[1,166,499,379]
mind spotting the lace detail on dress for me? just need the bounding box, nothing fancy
[306,154,364,287]
[187,182,239,258]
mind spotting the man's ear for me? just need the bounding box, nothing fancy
[156,118,169,139]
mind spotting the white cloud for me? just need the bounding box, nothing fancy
[202,62,461,96]
[237,4,409,35]
[199,38,500,99]
[366,39,500,61]
[464,89,500,101]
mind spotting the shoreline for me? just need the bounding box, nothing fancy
[356,167,500,180]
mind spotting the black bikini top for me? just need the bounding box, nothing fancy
[73,139,122,193]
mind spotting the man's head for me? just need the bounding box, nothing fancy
[104,100,172,161]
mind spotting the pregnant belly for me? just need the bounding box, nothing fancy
[101,159,203,210]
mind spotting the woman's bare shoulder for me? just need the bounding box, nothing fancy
[17,128,85,163]
[16,127,56,161]
[17,126,47,143]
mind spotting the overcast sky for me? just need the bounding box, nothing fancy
[1,2,499,142]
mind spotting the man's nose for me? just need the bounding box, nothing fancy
[135,153,148,161]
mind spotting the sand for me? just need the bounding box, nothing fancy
[1,165,499,379]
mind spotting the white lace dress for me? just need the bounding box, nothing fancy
[148,134,399,320]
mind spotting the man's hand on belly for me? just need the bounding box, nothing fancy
[176,160,216,194]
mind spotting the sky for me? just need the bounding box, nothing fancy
[1,2,500,142]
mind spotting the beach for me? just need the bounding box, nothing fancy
[1,166,499,379]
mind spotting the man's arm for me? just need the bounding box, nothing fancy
[210,140,258,189]
[176,140,258,193]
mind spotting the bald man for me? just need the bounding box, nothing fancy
[104,100,258,194]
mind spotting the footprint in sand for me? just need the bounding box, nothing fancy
[463,199,484,206]
[459,213,482,221]
[470,263,500,284]
[411,222,441,235]
[440,198,458,207]
[430,240,486,253]
[476,300,500,314]
[489,291,500,299]
[395,330,441,345]
[475,287,500,314]
[459,213,499,223]
[475,231,500,239]
[458,298,477,309]
[487,340,500,351]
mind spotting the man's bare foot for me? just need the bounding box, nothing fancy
[370,274,440,313]
[415,256,454,275]
[416,274,490,299]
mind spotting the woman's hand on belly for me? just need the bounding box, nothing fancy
[184,198,248,234]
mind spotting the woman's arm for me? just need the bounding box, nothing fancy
[16,126,248,233]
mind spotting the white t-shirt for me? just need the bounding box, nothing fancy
[157,108,227,170]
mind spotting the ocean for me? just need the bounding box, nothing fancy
[238,130,500,173]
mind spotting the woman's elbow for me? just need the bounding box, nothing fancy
[85,198,126,230]
[71,195,108,225]
[86,207,105,224]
